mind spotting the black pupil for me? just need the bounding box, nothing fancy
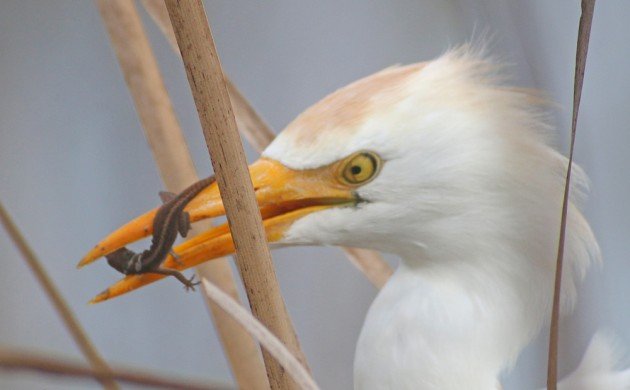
[351,165,362,175]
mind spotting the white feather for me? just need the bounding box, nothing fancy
[267,47,624,389]
[557,333,630,390]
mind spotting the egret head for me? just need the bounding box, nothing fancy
[266,48,599,290]
[80,48,600,310]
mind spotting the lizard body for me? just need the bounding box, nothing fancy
[106,175,216,290]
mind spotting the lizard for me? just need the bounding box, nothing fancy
[105,175,216,291]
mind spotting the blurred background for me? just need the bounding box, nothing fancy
[0,1,628,389]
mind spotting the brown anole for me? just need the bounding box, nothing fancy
[106,176,215,290]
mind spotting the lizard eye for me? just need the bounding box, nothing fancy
[339,151,382,186]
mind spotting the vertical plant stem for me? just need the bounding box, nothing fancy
[95,0,268,388]
[139,0,276,149]
[0,202,118,390]
[164,0,309,388]
[200,279,319,390]
[547,1,596,389]
[141,0,393,289]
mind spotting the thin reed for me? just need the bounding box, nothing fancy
[0,202,118,390]
[95,0,268,387]
[547,1,596,389]
[140,0,393,290]
[164,0,310,387]
[0,347,227,390]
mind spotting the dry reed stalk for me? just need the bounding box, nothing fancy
[0,347,227,390]
[342,248,392,289]
[0,202,118,390]
[164,0,310,387]
[140,0,393,289]
[200,278,319,390]
[139,0,276,152]
[95,0,268,388]
[547,1,595,389]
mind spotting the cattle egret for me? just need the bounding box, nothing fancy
[79,48,629,389]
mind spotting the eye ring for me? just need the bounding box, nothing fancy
[339,151,382,186]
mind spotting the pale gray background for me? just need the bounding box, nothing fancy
[1,1,628,389]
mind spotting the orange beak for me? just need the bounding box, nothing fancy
[78,158,356,303]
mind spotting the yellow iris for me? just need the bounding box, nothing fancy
[339,151,382,186]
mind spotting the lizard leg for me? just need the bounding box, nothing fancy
[178,211,191,238]
[152,267,200,292]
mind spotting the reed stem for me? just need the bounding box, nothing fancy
[0,202,118,390]
[141,0,393,290]
[547,1,595,389]
[0,347,226,390]
[164,1,310,387]
[96,0,268,387]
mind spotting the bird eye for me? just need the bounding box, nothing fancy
[340,151,381,186]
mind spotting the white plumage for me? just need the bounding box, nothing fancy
[85,47,629,389]
[264,48,627,389]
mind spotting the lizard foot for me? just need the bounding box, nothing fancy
[153,267,200,292]
[183,274,201,292]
